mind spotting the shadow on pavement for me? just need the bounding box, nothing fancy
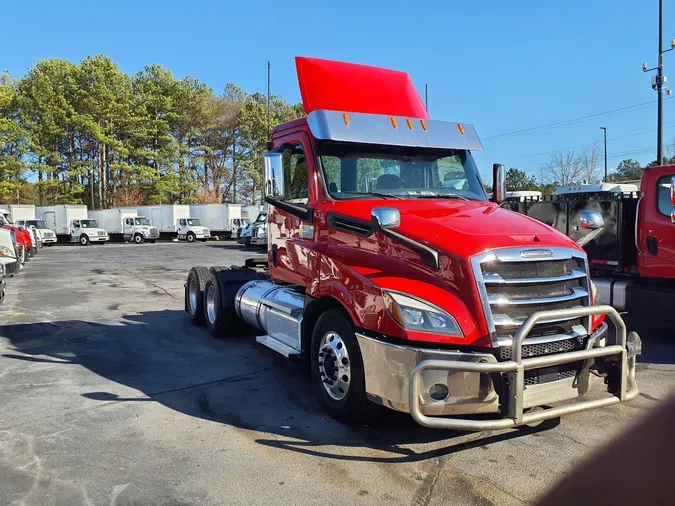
[1,310,671,463]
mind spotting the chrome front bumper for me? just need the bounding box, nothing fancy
[357,305,639,431]
[90,235,109,242]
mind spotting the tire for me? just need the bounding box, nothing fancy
[243,236,252,247]
[185,266,209,325]
[133,234,144,244]
[186,232,196,243]
[79,235,90,246]
[203,272,234,337]
[310,308,375,423]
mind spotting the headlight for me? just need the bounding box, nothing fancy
[0,246,12,257]
[382,290,463,337]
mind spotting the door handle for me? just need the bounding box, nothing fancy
[646,236,658,255]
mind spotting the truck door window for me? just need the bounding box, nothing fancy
[657,176,673,216]
[281,144,309,205]
[179,219,186,226]
[125,218,133,226]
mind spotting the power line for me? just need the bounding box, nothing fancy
[483,98,672,141]
[502,124,675,163]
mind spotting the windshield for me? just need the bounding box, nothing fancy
[187,218,200,226]
[254,213,266,224]
[80,220,98,228]
[135,217,150,226]
[27,220,47,228]
[318,142,487,201]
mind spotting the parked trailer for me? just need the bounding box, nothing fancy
[89,208,159,243]
[36,205,88,237]
[7,204,35,222]
[189,204,242,239]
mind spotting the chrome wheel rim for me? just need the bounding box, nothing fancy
[80,237,86,245]
[187,234,194,242]
[318,331,351,401]
[206,284,217,324]
[135,235,142,243]
[188,278,198,314]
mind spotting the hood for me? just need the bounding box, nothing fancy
[85,228,108,234]
[328,199,578,259]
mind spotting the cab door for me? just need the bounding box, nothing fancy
[177,218,187,237]
[70,220,80,241]
[639,168,675,279]
[267,131,321,288]
[124,217,134,238]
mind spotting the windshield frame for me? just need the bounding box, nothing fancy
[316,141,488,202]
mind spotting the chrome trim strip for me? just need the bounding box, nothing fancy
[482,269,586,285]
[494,326,588,348]
[493,312,582,327]
[488,286,588,306]
[307,110,484,151]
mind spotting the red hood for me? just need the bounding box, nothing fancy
[328,199,578,258]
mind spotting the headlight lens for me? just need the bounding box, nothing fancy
[382,290,463,337]
[0,246,11,257]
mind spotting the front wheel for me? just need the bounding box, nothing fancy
[310,308,375,423]
[186,232,196,243]
[133,234,144,244]
[79,235,90,246]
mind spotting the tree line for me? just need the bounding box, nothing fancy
[0,56,303,208]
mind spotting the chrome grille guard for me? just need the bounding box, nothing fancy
[409,305,639,430]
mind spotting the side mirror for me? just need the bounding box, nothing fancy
[264,152,285,199]
[371,207,400,230]
[580,210,604,230]
[491,163,506,204]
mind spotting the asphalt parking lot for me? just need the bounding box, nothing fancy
[0,243,674,506]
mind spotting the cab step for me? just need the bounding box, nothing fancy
[256,335,300,358]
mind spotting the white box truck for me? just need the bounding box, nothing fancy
[135,204,209,242]
[36,205,89,237]
[188,204,243,239]
[90,208,159,243]
[8,204,35,222]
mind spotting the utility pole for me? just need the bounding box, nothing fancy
[643,0,674,166]
[599,127,608,182]
[267,61,271,138]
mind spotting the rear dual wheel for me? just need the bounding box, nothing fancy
[186,266,209,325]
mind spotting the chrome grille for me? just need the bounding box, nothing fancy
[472,247,591,344]
[98,230,107,236]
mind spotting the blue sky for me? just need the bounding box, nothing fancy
[2,0,673,181]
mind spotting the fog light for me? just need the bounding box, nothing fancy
[428,383,449,401]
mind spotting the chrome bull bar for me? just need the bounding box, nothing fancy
[409,305,639,430]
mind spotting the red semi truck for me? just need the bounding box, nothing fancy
[503,167,675,329]
[185,57,641,430]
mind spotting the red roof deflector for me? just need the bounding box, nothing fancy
[296,56,430,119]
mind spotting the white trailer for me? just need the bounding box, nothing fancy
[8,205,35,222]
[36,205,88,236]
[89,208,159,243]
[241,205,263,221]
[188,204,242,239]
[134,205,191,234]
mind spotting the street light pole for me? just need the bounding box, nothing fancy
[643,0,674,166]
[599,127,607,182]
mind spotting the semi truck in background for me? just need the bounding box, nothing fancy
[89,208,159,243]
[184,56,640,431]
[505,170,675,329]
[189,203,243,239]
[14,219,57,246]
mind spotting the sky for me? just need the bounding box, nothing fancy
[1,0,673,182]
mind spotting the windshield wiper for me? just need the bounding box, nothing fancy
[413,193,470,201]
[340,191,403,200]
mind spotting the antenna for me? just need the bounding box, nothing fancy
[267,61,271,138]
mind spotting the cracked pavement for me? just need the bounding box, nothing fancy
[0,242,673,506]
